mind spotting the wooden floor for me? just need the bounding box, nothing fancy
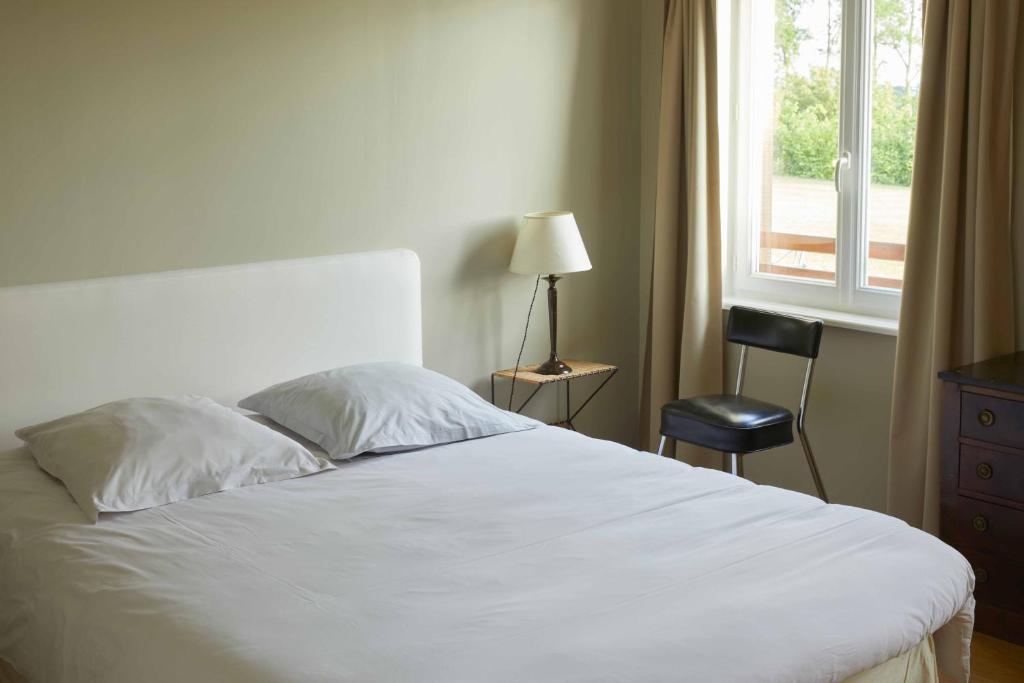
[972,633,1024,683]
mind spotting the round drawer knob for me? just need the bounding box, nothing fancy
[978,409,995,427]
[976,462,994,480]
[972,515,989,533]
[975,567,989,584]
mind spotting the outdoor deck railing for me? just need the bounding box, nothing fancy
[759,231,904,290]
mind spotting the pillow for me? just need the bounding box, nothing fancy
[246,413,329,459]
[15,395,334,521]
[238,362,541,460]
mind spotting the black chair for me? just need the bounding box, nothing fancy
[657,306,828,502]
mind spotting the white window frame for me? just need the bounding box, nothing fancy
[724,0,902,324]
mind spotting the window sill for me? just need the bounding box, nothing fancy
[722,296,898,336]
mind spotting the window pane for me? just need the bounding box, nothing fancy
[866,0,922,291]
[756,0,842,284]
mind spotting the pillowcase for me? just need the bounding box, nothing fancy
[238,362,541,460]
[15,395,334,521]
[246,413,329,459]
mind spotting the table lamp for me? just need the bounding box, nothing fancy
[509,211,592,375]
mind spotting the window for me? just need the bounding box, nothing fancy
[725,0,922,320]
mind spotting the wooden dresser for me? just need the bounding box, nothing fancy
[939,352,1024,645]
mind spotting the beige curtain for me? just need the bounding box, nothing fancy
[639,0,723,466]
[888,0,1021,532]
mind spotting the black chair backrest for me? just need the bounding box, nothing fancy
[726,306,824,359]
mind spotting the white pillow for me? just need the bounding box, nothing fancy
[15,396,334,521]
[239,362,541,460]
[246,413,329,459]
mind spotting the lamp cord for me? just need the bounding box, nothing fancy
[508,275,541,411]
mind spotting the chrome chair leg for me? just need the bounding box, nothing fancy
[657,435,667,456]
[724,452,742,477]
[797,358,828,502]
[797,426,828,502]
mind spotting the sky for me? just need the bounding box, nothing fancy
[790,0,922,90]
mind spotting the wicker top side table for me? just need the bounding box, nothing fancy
[490,360,617,431]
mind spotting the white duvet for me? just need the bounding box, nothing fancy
[0,427,973,683]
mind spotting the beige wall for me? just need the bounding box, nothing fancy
[724,329,896,512]
[0,0,641,443]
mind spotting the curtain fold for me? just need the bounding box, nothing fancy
[639,0,723,465]
[888,0,1021,533]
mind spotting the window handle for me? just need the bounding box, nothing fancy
[834,152,851,193]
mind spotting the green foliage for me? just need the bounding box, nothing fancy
[771,0,920,187]
[772,68,917,187]
[874,0,920,91]
[869,85,917,185]
[774,69,839,180]
[774,0,809,70]
[874,0,910,52]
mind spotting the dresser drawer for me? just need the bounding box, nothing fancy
[962,550,1024,612]
[950,497,1024,561]
[959,444,1024,505]
[962,391,1024,449]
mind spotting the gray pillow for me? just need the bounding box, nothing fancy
[16,396,335,522]
[239,362,541,460]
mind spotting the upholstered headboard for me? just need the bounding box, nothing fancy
[0,249,422,449]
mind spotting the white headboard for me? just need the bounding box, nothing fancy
[0,249,422,449]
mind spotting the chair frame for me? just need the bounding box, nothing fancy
[657,341,829,503]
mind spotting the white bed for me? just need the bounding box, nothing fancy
[0,250,974,682]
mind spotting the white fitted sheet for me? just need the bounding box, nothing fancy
[0,427,973,683]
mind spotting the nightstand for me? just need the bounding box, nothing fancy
[490,360,617,430]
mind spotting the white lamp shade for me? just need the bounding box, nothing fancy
[509,211,592,275]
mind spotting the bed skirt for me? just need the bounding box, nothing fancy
[0,636,944,683]
[845,635,939,683]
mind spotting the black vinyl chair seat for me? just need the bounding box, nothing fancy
[656,306,827,501]
[660,394,794,454]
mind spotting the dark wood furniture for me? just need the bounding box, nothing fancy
[940,352,1024,645]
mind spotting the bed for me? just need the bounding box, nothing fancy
[0,250,974,682]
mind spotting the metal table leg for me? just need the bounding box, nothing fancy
[492,367,617,431]
[566,369,617,425]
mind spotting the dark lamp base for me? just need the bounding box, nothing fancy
[536,357,572,375]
